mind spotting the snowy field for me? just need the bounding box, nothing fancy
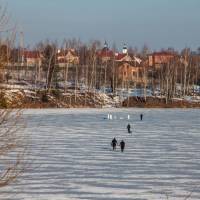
[0,108,200,200]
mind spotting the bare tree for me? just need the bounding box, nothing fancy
[41,42,57,93]
[0,4,27,188]
[0,109,26,187]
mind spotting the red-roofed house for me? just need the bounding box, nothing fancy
[97,49,114,63]
[97,43,143,86]
[148,51,177,67]
[115,53,133,62]
[57,49,79,66]
[96,42,114,63]
[23,51,42,66]
[115,45,143,85]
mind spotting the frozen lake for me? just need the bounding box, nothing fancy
[0,108,200,200]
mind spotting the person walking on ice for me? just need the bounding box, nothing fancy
[127,123,132,133]
[140,114,143,121]
[120,140,125,152]
[111,138,117,150]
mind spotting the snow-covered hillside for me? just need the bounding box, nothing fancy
[0,108,200,200]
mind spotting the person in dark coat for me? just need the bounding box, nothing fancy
[127,124,131,133]
[120,140,125,152]
[111,138,117,150]
[140,114,143,121]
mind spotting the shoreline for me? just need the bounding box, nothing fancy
[1,89,200,109]
[20,96,200,109]
[17,102,200,109]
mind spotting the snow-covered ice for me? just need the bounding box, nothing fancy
[0,108,200,200]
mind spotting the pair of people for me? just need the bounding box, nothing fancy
[111,138,125,152]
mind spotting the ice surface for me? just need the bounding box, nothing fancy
[0,108,200,200]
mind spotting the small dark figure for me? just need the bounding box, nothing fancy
[140,114,143,121]
[127,123,131,133]
[120,140,125,152]
[111,138,117,150]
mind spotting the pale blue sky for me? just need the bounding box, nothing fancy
[4,0,200,50]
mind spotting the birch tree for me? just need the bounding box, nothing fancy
[41,42,57,93]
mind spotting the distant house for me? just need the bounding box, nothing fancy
[117,62,141,84]
[115,45,143,84]
[57,49,79,67]
[23,51,42,66]
[148,51,177,68]
[96,42,114,63]
[97,43,143,86]
[115,53,132,62]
